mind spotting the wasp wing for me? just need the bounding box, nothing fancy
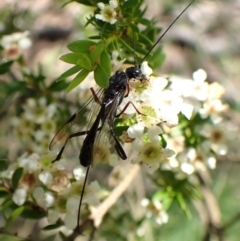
[92,90,127,166]
[49,88,104,151]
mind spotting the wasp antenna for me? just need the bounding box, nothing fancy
[132,32,138,67]
[140,0,196,64]
[77,166,90,233]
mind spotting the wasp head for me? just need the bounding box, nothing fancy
[125,66,145,82]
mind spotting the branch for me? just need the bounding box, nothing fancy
[90,164,140,227]
[197,172,225,241]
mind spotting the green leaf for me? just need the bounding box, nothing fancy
[148,47,165,69]
[0,233,29,241]
[138,32,153,46]
[123,0,140,8]
[118,38,135,54]
[43,223,63,230]
[89,43,106,63]
[5,206,25,229]
[59,231,67,241]
[94,64,109,88]
[176,193,192,218]
[21,205,45,219]
[100,50,111,76]
[0,187,9,198]
[139,18,152,26]
[2,199,15,211]
[77,54,92,70]
[67,40,96,52]
[160,134,167,148]
[48,80,69,92]
[11,167,24,190]
[0,159,8,171]
[2,81,27,96]
[66,0,98,7]
[67,69,90,92]
[0,61,13,74]
[60,53,86,64]
[56,65,82,81]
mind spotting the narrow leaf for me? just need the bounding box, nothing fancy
[100,50,111,76]
[21,205,45,219]
[56,65,82,81]
[11,167,23,190]
[0,233,29,241]
[89,44,106,63]
[0,61,13,74]
[67,69,90,92]
[0,159,8,171]
[43,223,63,230]
[123,0,140,8]
[59,231,67,240]
[0,187,9,197]
[118,38,134,54]
[67,40,96,52]
[94,64,109,88]
[48,80,69,92]
[77,54,92,70]
[5,206,25,230]
[60,53,85,64]
[138,32,153,46]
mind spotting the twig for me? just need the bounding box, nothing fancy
[65,219,93,241]
[90,164,140,227]
[197,172,225,241]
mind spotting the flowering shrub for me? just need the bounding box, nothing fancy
[0,0,238,241]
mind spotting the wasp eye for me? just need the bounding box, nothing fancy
[126,67,143,80]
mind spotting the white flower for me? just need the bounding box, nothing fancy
[136,102,161,127]
[33,186,44,200]
[109,0,118,8]
[47,209,59,224]
[44,192,55,207]
[192,74,209,101]
[157,90,182,124]
[181,102,194,120]
[1,31,32,60]
[66,196,79,213]
[39,171,53,185]
[84,181,101,206]
[147,126,163,143]
[64,212,77,230]
[181,163,195,175]
[131,142,175,173]
[73,166,86,181]
[52,158,66,171]
[127,123,144,138]
[207,156,217,169]
[200,99,228,118]
[166,135,185,154]
[140,61,153,77]
[95,1,118,24]
[18,153,40,172]
[199,124,227,155]
[192,69,207,82]
[208,82,225,100]
[13,188,27,206]
[155,211,169,225]
[141,198,168,225]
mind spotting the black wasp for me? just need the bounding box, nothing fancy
[49,0,196,231]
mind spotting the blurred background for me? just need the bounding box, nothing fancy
[0,0,240,240]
